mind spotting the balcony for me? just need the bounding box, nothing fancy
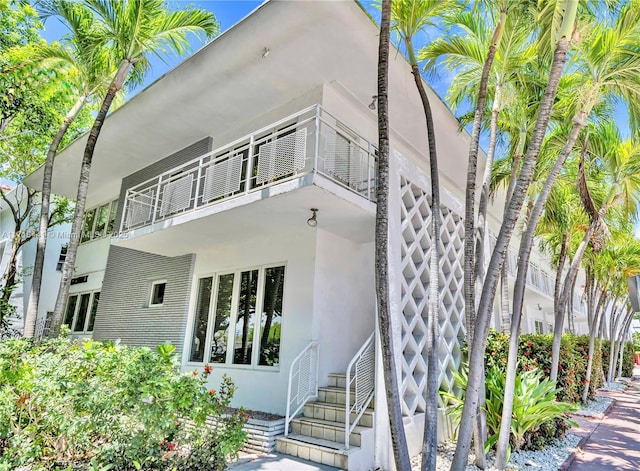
[119,105,377,233]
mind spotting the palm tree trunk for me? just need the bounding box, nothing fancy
[49,60,132,337]
[550,220,596,380]
[554,235,569,316]
[450,33,572,471]
[581,280,607,402]
[499,144,522,332]
[23,93,89,338]
[405,37,443,471]
[376,3,411,469]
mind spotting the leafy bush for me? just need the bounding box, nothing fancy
[601,340,635,379]
[443,365,575,453]
[0,334,247,470]
[485,332,601,403]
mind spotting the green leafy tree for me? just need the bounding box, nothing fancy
[49,0,219,337]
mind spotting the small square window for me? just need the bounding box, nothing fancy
[150,281,167,306]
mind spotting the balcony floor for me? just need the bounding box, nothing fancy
[113,174,376,257]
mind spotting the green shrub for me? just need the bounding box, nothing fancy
[0,335,247,470]
[602,340,634,379]
[443,365,575,453]
[485,331,601,403]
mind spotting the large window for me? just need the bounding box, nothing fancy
[63,291,100,333]
[188,264,285,368]
[81,200,118,243]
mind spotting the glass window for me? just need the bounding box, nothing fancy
[81,208,96,243]
[56,245,68,271]
[189,277,213,363]
[73,293,91,332]
[64,295,78,326]
[150,281,166,306]
[258,266,285,366]
[107,201,118,235]
[87,292,100,332]
[233,270,258,365]
[211,273,234,363]
[93,204,110,239]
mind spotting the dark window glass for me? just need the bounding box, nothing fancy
[233,270,258,365]
[151,282,166,305]
[73,293,91,332]
[211,274,234,363]
[87,292,100,331]
[93,204,109,239]
[189,277,213,363]
[82,209,96,243]
[107,201,118,235]
[258,266,285,366]
[64,295,78,326]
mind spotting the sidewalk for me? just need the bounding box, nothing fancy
[565,373,640,470]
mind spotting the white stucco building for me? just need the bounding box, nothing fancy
[22,2,588,469]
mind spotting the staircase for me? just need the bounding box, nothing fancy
[275,372,374,470]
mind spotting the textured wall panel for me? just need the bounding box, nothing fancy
[92,246,195,353]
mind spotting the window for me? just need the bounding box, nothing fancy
[80,200,118,243]
[534,320,544,334]
[150,280,167,306]
[63,291,100,333]
[188,264,286,368]
[56,245,68,271]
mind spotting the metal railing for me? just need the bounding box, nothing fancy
[120,105,378,232]
[284,341,319,438]
[345,332,375,449]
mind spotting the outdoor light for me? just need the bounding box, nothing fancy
[262,47,270,58]
[537,303,542,311]
[307,208,318,227]
[368,95,378,110]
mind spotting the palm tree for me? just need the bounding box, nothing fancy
[49,0,218,337]
[451,2,578,468]
[389,1,457,467]
[24,0,115,338]
[550,123,640,380]
[375,2,412,469]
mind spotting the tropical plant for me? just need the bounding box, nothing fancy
[443,364,575,455]
[24,0,117,338]
[388,1,456,467]
[374,1,412,469]
[49,0,219,337]
[453,2,578,467]
[0,335,247,469]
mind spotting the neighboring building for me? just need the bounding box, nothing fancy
[22,2,588,469]
[0,184,71,336]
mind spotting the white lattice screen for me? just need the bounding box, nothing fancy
[202,154,243,203]
[256,128,307,184]
[399,177,465,415]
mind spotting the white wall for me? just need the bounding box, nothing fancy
[184,227,317,415]
[312,229,375,381]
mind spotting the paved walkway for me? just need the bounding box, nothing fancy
[226,453,338,471]
[567,376,640,470]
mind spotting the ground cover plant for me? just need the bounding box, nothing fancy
[0,332,247,470]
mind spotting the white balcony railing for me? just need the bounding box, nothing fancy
[120,105,378,232]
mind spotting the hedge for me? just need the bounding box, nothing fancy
[601,339,635,379]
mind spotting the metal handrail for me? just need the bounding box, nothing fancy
[284,341,319,437]
[344,331,375,449]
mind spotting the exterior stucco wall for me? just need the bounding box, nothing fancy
[92,245,195,353]
[184,227,317,415]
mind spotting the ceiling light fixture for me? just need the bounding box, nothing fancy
[262,47,270,58]
[368,95,378,110]
[307,208,318,227]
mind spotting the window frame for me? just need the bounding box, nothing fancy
[186,262,286,371]
[80,199,119,244]
[149,280,167,307]
[63,290,101,334]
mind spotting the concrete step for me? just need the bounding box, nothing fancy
[275,433,360,470]
[327,372,350,389]
[304,401,374,427]
[290,416,368,447]
[317,386,375,410]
